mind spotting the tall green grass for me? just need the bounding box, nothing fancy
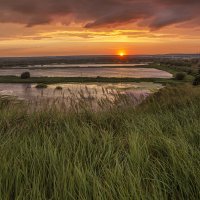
[0,84,200,199]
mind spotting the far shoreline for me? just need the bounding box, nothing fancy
[0,76,185,85]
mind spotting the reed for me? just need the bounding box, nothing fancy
[0,84,199,199]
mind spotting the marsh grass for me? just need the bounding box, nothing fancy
[35,83,48,89]
[26,86,144,114]
[0,84,200,199]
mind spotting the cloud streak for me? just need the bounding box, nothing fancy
[0,0,199,29]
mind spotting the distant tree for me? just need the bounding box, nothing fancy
[21,72,30,79]
[175,72,186,80]
[193,75,200,86]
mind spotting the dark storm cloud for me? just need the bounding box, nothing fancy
[0,0,199,29]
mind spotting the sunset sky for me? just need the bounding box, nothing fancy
[0,0,200,56]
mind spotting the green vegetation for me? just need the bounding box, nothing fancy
[142,58,200,81]
[0,76,190,85]
[35,83,48,89]
[55,86,63,90]
[193,75,200,86]
[0,84,199,199]
[192,68,200,86]
[20,71,30,79]
[157,59,200,75]
[0,59,200,199]
[175,72,186,80]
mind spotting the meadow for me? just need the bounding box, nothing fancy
[0,84,200,199]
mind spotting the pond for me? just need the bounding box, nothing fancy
[0,65,172,78]
[0,82,163,101]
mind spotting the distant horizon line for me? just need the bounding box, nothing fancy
[1,53,200,58]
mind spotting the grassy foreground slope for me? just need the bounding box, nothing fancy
[0,85,200,199]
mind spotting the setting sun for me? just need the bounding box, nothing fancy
[118,51,126,57]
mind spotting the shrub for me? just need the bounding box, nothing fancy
[187,69,198,76]
[174,72,186,80]
[35,84,48,89]
[55,86,63,90]
[193,75,200,86]
[20,72,30,79]
[187,69,193,75]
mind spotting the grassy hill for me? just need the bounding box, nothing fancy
[0,84,199,199]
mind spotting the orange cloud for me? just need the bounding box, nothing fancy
[0,0,200,56]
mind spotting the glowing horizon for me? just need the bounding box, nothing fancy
[0,0,200,56]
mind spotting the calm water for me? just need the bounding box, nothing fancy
[0,82,163,101]
[0,63,169,103]
[0,67,172,78]
[9,63,148,68]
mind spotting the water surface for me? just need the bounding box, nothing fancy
[0,82,163,101]
[0,67,172,78]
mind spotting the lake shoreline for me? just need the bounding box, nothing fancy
[0,76,179,84]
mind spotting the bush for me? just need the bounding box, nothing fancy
[55,86,63,90]
[174,72,186,80]
[187,69,193,75]
[187,69,198,76]
[35,83,48,89]
[193,75,200,86]
[20,72,30,79]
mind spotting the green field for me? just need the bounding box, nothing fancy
[0,84,200,199]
